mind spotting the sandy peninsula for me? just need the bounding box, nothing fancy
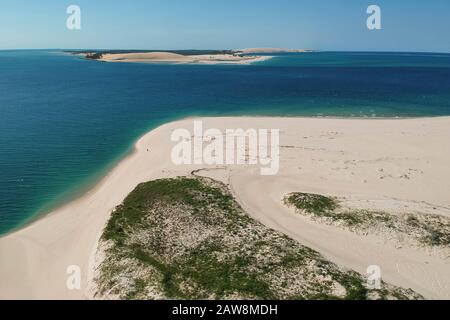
[92,52,272,65]
[76,47,313,65]
[1,117,450,299]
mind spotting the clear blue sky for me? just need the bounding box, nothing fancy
[1,0,449,52]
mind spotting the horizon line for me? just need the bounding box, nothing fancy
[1,48,450,55]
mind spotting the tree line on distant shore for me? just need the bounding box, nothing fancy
[85,52,103,60]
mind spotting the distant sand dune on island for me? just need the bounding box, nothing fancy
[75,48,313,65]
[90,51,273,65]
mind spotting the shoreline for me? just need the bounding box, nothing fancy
[1,116,450,299]
[3,115,449,237]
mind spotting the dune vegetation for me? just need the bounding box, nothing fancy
[92,177,421,300]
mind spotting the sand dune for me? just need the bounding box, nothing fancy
[1,117,450,299]
[97,52,272,64]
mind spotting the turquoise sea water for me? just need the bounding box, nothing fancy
[1,50,450,234]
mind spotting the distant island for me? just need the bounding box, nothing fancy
[66,48,313,65]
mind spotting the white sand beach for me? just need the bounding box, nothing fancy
[97,52,272,64]
[1,117,450,299]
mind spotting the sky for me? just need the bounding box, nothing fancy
[1,0,449,52]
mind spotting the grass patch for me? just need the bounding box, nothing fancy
[284,193,339,215]
[285,192,450,248]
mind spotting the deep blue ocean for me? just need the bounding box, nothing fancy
[1,50,450,234]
